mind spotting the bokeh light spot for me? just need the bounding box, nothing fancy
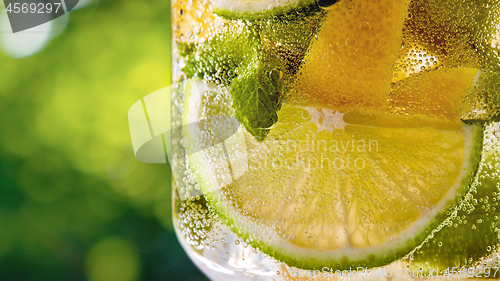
[0,9,53,58]
[86,237,141,281]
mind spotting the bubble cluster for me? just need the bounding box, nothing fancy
[174,189,213,251]
[401,0,500,69]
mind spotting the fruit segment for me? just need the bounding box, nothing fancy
[293,0,410,110]
[389,67,479,121]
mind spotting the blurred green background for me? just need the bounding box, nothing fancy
[0,0,208,280]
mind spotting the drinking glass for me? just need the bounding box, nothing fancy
[170,0,500,280]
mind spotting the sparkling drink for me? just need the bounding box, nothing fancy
[171,0,500,280]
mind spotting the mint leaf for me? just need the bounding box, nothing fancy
[230,56,285,141]
[177,14,325,141]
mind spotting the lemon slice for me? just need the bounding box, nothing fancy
[291,0,410,110]
[213,0,317,19]
[182,79,483,270]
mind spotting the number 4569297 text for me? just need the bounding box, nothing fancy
[5,2,62,14]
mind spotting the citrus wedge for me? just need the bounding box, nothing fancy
[292,0,410,110]
[389,67,479,121]
[182,79,483,270]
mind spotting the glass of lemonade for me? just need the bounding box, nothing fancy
[171,0,500,280]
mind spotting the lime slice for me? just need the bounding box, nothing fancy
[182,79,483,270]
[410,121,500,274]
[213,0,317,19]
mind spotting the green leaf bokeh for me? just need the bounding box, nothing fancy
[0,0,208,280]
